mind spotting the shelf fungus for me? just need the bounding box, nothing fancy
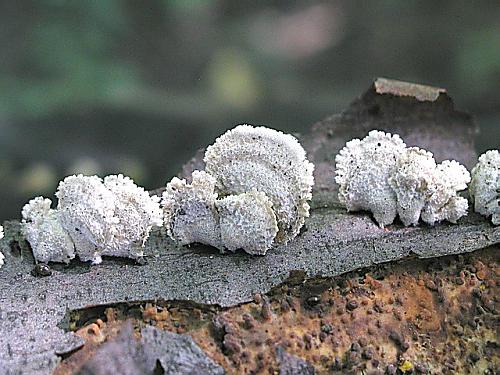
[162,171,222,250]
[21,174,163,265]
[22,197,76,264]
[216,190,278,255]
[0,225,4,268]
[335,130,470,227]
[162,125,314,255]
[56,174,163,264]
[470,150,499,225]
[205,124,314,243]
[335,130,406,227]
[100,174,164,259]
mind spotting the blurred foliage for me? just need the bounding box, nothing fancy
[0,0,499,219]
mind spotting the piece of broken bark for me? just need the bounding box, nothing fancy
[76,323,224,375]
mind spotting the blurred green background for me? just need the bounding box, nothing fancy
[1,0,499,219]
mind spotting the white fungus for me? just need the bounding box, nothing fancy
[420,160,470,225]
[388,148,437,226]
[163,124,314,255]
[216,190,278,255]
[53,174,163,264]
[162,170,222,249]
[204,124,314,243]
[469,150,499,225]
[0,225,4,268]
[21,197,75,263]
[56,175,118,263]
[335,130,406,227]
[101,174,164,259]
[335,130,470,227]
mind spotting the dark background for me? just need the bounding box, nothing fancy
[1,1,499,220]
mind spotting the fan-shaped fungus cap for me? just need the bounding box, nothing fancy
[216,190,278,255]
[56,174,163,263]
[21,197,76,264]
[101,174,164,259]
[0,225,4,268]
[162,170,222,249]
[335,130,406,227]
[336,131,470,227]
[420,160,470,225]
[204,124,314,243]
[470,150,499,225]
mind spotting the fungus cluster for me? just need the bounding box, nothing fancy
[22,197,75,263]
[14,127,495,267]
[22,174,163,264]
[470,150,499,225]
[162,124,314,255]
[0,225,4,268]
[335,130,471,227]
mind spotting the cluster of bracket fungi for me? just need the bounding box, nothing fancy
[163,124,315,255]
[0,125,497,268]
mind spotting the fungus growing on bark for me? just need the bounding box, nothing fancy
[55,174,163,264]
[420,160,470,225]
[389,148,470,226]
[101,174,164,259]
[388,148,437,226]
[335,131,470,227]
[216,190,278,255]
[21,197,75,263]
[204,124,314,243]
[162,124,314,254]
[335,130,406,227]
[162,170,222,250]
[0,225,4,268]
[20,174,163,265]
[469,150,499,225]
[56,175,118,263]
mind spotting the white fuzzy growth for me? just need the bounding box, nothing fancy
[56,175,117,263]
[388,148,470,226]
[204,124,314,243]
[216,190,278,255]
[470,150,499,225]
[420,160,470,225]
[162,171,222,249]
[335,130,406,227]
[102,174,164,259]
[56,174,163,263]
[336,131,470,227]
[388,148,437,226]
[21,197,76,263]
[0,225,4,268]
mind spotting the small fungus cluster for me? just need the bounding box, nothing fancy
[335,130,471,227]
[22,174,163,264]
[0,225,4,268]
[162,124,314,255]
[470,150,499,225]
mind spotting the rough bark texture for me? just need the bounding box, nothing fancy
[0,78,497,375]
[54,246,500,375]
[76,323,224,375]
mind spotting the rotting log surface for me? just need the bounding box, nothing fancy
[0,78,498,375]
